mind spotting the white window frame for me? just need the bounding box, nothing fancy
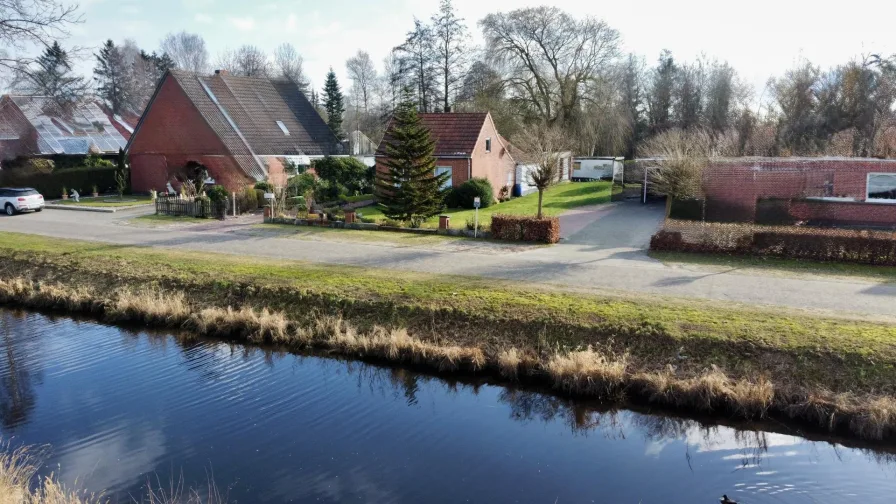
[276,120,290,136]
[866,173,896,204]
[435,166,452,190]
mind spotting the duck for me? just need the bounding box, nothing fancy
[720,495,738,504]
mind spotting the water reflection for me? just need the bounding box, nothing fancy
[0,309,894,503]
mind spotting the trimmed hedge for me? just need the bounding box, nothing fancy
[0,167,120,199]
[452,178,495,209]
[491,214,560,244]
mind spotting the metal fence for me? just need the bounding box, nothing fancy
[155,195,228,219]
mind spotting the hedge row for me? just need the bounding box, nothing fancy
[651,228,896,266]
[491,214,560,244]
[0,167,120,199]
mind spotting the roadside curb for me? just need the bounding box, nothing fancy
[44,203,154,213]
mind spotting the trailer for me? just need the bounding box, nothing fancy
[571,157,624,182]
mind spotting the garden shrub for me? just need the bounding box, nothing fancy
[288,173,317,197]
[381,218,404,228]
[238,186,258,213]
[254,181,274,192]
[288,196,306,210]
[255,189,266,208]
[443,187,461,209]
[207,185,229,203]
[453,178,495,209]
[312,156,372,197]
[669,198,704,221]
[0,166,119,198]
[339,193,375,204]
[491,214,560,243]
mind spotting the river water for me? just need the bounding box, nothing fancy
[0,308,894,503]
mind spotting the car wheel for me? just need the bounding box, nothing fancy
[34,208,42,212]
[4,204,15,216]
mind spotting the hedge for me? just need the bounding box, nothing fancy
[450,178,494,209]
[491,214,560,244]
[0,167,120,199]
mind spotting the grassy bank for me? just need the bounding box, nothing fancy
[53,195,154,207]
[358,181,611,228]
[1,232,896,440]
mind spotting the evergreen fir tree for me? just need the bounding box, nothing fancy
[94,39,132,115]
[17,41,88,109]
[323,68,345,139]
[375,92,448,226]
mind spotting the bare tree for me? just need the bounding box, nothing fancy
[216,45,271,77]
[515,122,571,218]
[345,50,376,113]
[274,43,309,94]
[430,0,469,111]
[640,128,715,217]
[646,50,676,134]
[160,31,208,73]
[0,0,82,81]
[480,7,621,129]
[394,19,438,112]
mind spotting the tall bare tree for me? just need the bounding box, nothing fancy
[430,0,469,112]
[395,19,438,112]
[274,43,309,94]
[160,31,208,73]
[346,50,376,114]
[0,0,81,81]
[480,6,621,130]
[515,122,571,218]
[216,45,272,77]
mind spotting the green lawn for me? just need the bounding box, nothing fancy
[358,181,612,228]
[53,195,154,207]
[258,223,466,246]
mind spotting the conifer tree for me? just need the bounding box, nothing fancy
[376,92,448,226]
[94,40,132,115]
[323,68,345,139]
[14,41,88,109]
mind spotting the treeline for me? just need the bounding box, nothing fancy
[9,0,896,159]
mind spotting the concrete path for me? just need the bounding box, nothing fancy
[2,204,895,318]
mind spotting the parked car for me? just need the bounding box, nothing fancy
[0,188,45,215]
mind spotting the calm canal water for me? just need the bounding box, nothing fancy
[0,308,894,503]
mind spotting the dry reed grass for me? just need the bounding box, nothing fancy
[0,443,101,504]
[1,275,894,440]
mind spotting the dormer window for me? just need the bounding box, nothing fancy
[276,121,290,136]
[485,138,492,153]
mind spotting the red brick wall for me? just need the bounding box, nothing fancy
[470,114,516,200]
[129,75,254,193]
[789,200,896,227]
[703,158,896,223]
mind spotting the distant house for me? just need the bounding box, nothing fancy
[499,134,574,196]
[0,95,130,161]
[375,112,515,200]
[127,69,341,193]
[349,130,377,156]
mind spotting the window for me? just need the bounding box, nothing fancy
[485,138,491,153]
[435,166,452,190]
[276,121,290,136]
[573,162,582,171]
[867,173,896,202]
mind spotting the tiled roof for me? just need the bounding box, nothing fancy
[165,70,339,180]
[2,95,128,155]
[377,112,488,157]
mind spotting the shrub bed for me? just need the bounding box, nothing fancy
[491,214,560,243]
[0,166,119,199]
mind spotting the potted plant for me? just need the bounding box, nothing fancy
[91,184,99,197]
[61,186,68,200]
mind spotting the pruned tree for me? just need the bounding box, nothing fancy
[0,0,82,79]
[274,43,309,94]
[215,45,271,77]
[515,122,571,218]
[160,31,208,73]
[12,41,88,109]
[323,68,345,139]
[94,39,132,115]
[640,128,715,217]
[430,0,469,112]
[480,6,621,130]
[376,91,447,226]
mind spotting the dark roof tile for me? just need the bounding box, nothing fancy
[377,112,487,157]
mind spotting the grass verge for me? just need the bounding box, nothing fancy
[53,195,154,208]
[357,181,611,228]
[1,232,895,440]
[257,223,466,246]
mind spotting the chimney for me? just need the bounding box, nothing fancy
[215,69,228,76]
[444,105,451,113]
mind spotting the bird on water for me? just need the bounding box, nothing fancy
[720,495,738,504]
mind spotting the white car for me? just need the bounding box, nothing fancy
[0,188,45,215]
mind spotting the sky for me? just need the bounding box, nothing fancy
[60,0,895,110]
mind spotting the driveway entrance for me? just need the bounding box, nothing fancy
[559,201,665,249]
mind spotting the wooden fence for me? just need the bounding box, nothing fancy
[155,196,228,219]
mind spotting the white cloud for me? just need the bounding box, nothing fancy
[228,16,256,32]
[285,13,298,31]
[195,13,213,24]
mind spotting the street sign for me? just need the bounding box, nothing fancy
[473,197,481,209]
[264,192,275,200]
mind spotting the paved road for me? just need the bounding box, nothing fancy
[2,204,895,318]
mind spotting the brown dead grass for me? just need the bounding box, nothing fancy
[0,443,101,504]
[1,276,895,441]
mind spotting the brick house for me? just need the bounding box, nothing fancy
[0,95,130,161]
[701,157,896,227]
[127,69,340,193]
[375,112,516,200]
